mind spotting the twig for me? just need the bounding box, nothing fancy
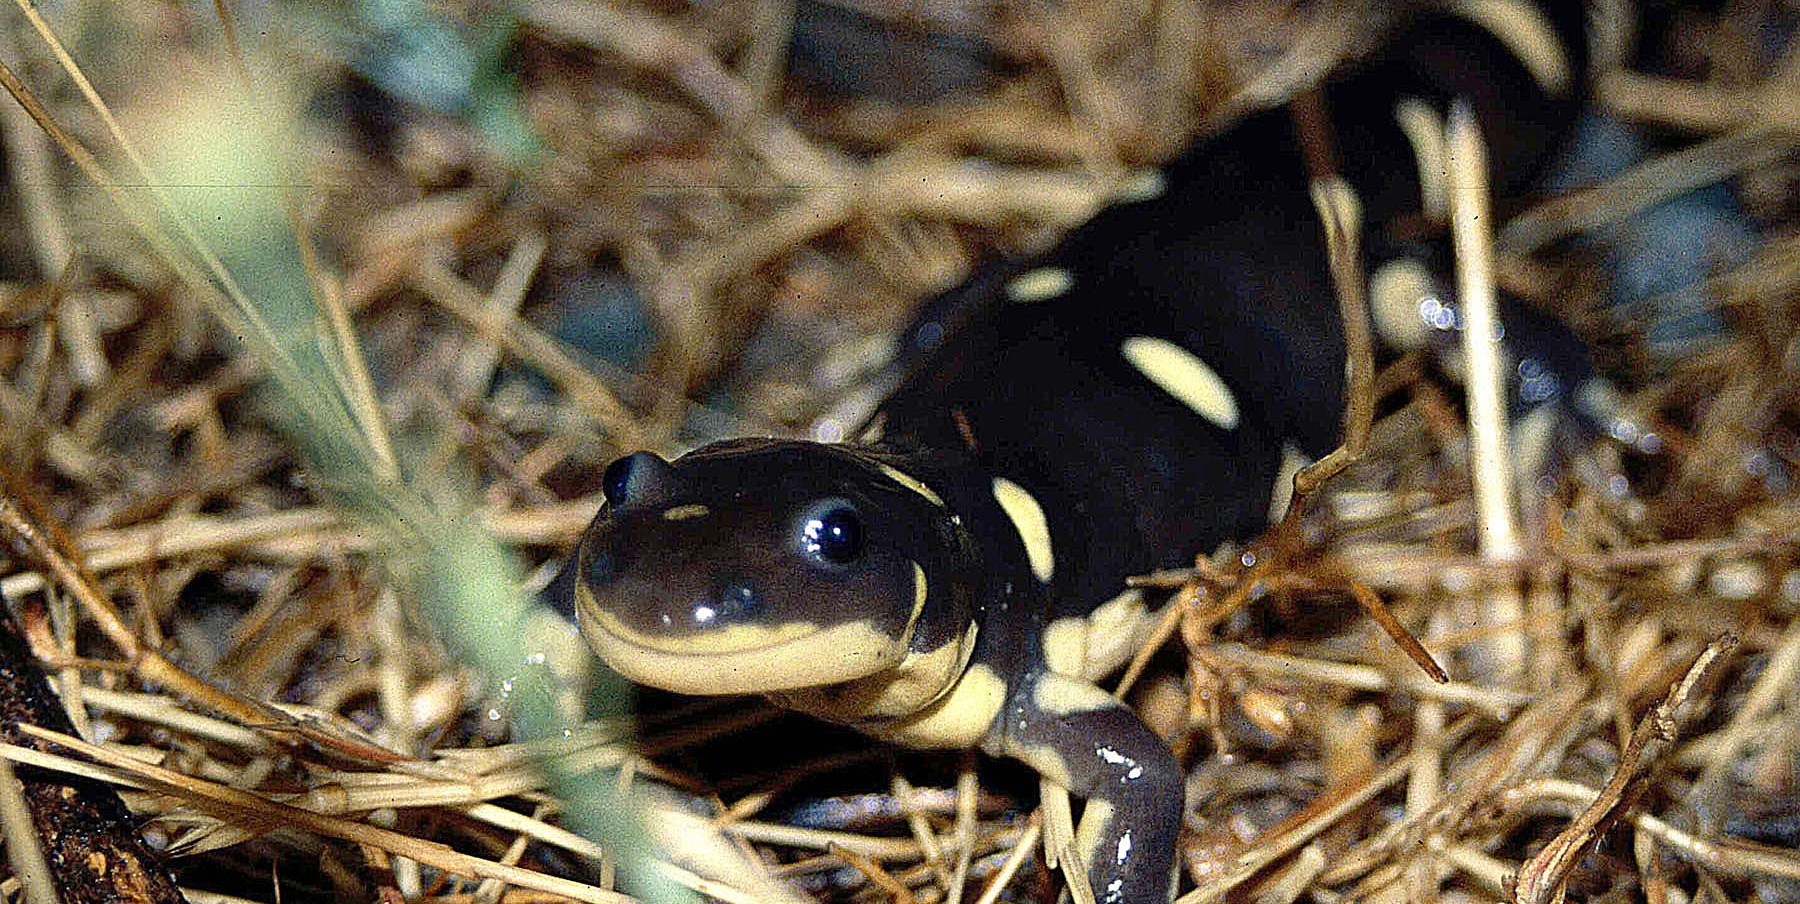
[0,757,60,904]
[1508,777,1800,883]
[1206,644,1528,715]
[1683,616,1800,821]
[15,723,635,904]
[949,752,980,904]
[739,0,795,109]
[413,259,646,450]
[1498,125,1796,256]
[829,842,919,903]
[0,17,103,387]
[0,22,385,482]
[0,492,423,766]
[972,814,1041,904]
[518,0,845,188]
[1448,100,1526,681]
[1293,174,1375,498]
[1175,721,1473,904]
[0,595,185,904]
[452,231,551,401]
[6,0,333,409]
[1511,634,1739,904]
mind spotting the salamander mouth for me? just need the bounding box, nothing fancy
[574,561,931,695]
[577,606,911,694]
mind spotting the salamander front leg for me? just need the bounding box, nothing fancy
[991,671,1183,903]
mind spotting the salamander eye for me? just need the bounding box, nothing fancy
[602,451,674,509]
[602,458,632,505]
[800,502,864,565]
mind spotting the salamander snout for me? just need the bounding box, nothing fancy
[693,579,765,627]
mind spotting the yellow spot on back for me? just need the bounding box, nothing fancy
[1369,257,1436,352]
[1030,670,1119,718]
[1120,336,1240,430]
[1006,267,1074,303]
[1042,616,1088,676]
[992,477,1055,582]
[877,462,946,508]
[1113,169,1167,203]
[661,503,710,521]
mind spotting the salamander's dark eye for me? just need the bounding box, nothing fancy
[601,455,637,504]
[602,451,674,509]
[602,457,634,505]
[801,503,864,565]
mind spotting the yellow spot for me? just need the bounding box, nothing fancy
[1113,169,1167,203]
[878,462,946,508]
[1030,671,1118,718]
[1120,336,1239,430]
[1081,588,1150,680]
[992,477,1055,582]
[1369,257,1436,352]
[876,663,1008,749]
[1006,267,1074,303]
[661,503,710,521]
[1043,617,1088,676]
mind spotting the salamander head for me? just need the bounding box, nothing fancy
[573,439,954,696]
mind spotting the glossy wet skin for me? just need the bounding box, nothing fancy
[571,436,1189,904]
[574,440,968,696]
[554,10,1604,901]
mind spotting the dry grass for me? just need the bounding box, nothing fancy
[0,1,1795,902]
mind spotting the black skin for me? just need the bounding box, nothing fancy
[559,10,1598,903]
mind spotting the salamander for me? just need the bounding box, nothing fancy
[557,9,1601,903]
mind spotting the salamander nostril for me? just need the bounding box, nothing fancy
[693,581,761,627]
[582,547,615,589]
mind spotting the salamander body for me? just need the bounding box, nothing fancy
[559,9,1599,902]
